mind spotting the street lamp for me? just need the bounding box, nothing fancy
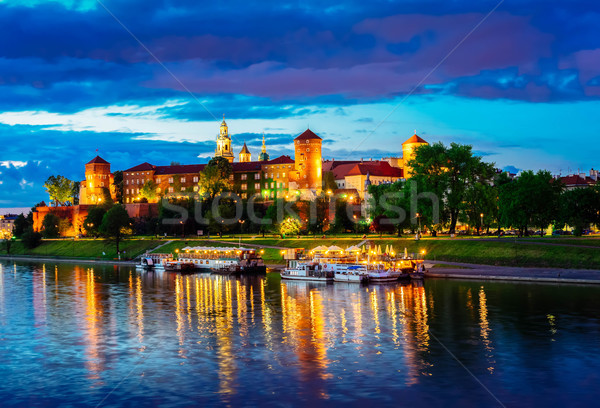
[480,213,484,235]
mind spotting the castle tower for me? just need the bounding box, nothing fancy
[293,129,322,192]
[402,132,428,178]
[79,156,115,205]
[215,115,234,163]
[258,133,270,162]
[239,142,251,163]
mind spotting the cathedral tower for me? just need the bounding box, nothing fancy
[258,133,270,162]
[215,115,234,163]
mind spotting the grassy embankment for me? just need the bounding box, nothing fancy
[2,235,599,269]
[0,239,162,260]
[152,237,600,269]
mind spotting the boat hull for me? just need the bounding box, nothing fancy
[281,274,333,282]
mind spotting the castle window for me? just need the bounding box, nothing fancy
[181,177,186,183]
[242,193,247,199]
[277,173,280,178]
[101,182,104,187]
[193,186,198,192]
[265,183,268,189]
[157,187,161,193]
[126,189,129,194]
[229,175,234,181]
[270,173,274,178]
[193,176,198,183]
[157,178,161,183]
[254,173,260,180]
[306,140,309,144]
[254,183,260,189]
[282,172,286,178]
[169,177,173,183]
[271,182,274,188]
[304,174,307,179]
[306,148,310,152]
[241,184,247,190]
[126,180,129,185]
[181,187,185,192]
[136,188,140,194]
[168,187,173,193]
[241,174,247,180]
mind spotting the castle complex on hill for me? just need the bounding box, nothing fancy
[33,117,429,236]
[121,116,428,204]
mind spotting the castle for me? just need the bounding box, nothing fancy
[122,116,427,203]
[33,117,428,236]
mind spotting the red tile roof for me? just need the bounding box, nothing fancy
[239,143,250,154]
[154,164,206,175]
[125,162,155,172]
[332,161,403,179]
[231,162,262,172]
[295,129,322,141]
[560,175,597,187]
[322,160,361,172]
[264,155,295,165]
[87,156,109,164]
[403,134,428,145]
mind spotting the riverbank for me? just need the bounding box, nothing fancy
[0,255,137,266]
[426,261,600,284]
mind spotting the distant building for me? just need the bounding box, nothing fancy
[0,214,18,232]
[239,142,251,163]
[559,169,599,190]
[214,115,234,163]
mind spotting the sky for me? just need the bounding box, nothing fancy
[0,0,599,209]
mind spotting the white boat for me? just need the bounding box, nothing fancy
[329,264,369,283]
[136,253,172,270]
[178,246,266,274]
[281,259,333,282]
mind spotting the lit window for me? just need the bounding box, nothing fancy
[181,187,185,191]
[277,173,280,178]
[193,176,198,182]
[157,187,161,193]
[181,177,186,183]
[168,187,173,193]
[271,182,274,188]
[306,148,310,152]
[282,172,286,178]
[265,183,269,189]
[126,189,129,194]
[126,180,129,185]
[193,186,198,192]
[241,184,247,190]
[169,177,173,183]
[254,173,260,180]
[242,193,247,199]
[157,178,161,183]
[229,175,234,181]
[241,174,247,180]
[254,183,260,189]
[136,188,140,193]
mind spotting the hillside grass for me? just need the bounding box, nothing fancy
[0,238,162,260]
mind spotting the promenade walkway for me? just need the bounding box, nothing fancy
[426,261,600,284]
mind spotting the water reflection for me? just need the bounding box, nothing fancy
[2,262,600,407]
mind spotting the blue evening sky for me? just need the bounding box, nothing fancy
[0,0,599,208]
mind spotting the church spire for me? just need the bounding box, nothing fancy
[261,133,266,153]
[258,132,270,162]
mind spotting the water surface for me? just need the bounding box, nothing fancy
[1,261,599,407]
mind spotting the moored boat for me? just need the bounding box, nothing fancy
[176,246,267,274]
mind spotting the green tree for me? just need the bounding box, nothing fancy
[44,175,76,206]
[140,180,158,202]
[408,142,495,234]
[113,170,124,204]
[99,204,132,254]
[84,206,107,237]
[499,170,562,235]
[557,186,600,236]
[367,180,412,235]
[322,171,337,192]
[332,200,354,233]
[279,217,301,238]
[100,187,114,207]
[207,156,233,179]
[197,166,232,200]
[22,227,42,249]
[42,213,60,238]
[13,213,32,238]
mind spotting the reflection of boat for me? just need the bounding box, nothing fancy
[281,259,333,282]
[163,260,196,273]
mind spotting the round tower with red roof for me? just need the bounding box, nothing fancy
[79,156,116,205]
[402,132,428,178]
[293,129,322,192]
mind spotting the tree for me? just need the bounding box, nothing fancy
[84,206,107,237]
[13,213,31,238]
[22,227,42,249]
[332,200,354,233]
[367,180,412,235]
[279,217,301,238]
[42,213,61,238]
[557,186,600,236]
[44,175,76,206]
[207,156,233,179]
[408,142,496,234]
[498,170,562,235]
[322,171,337,192]
[139,180,158,202]
[99,205,132,254]
[197,165,232,200]
[113,170,124,204]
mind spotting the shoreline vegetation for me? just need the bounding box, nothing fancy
[2,235,600,270]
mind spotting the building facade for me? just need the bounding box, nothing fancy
[79,156,116,205]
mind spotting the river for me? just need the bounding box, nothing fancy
[0,260,599,407]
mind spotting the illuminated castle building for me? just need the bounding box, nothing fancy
[79,156,116,205]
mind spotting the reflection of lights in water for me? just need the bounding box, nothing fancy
[185,276,192,330]
[547,314,557,339]
[175,275,185,351]
[353,292,362,344]
[0,264,3,322]
[216,277,236,396]
[135,275,144,347]
[340,308,348,343]
[84,267,103,382]
[388,291,399,347]
[370,289,381,336]
[479,287,495,373]
[260,278,274,352]
[413,286,430,350]
[249,285,255,325]
[236,280,248,338]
